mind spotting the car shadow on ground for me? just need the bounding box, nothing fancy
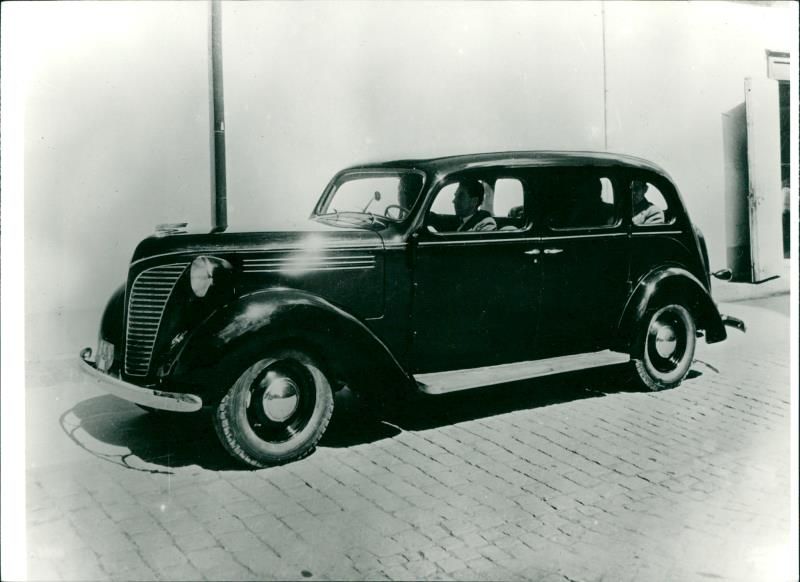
[60,397,237,472]
[64,363,692,472]
[322,363,645,447]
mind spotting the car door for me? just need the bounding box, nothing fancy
[409,171,543,373]
[533,167,631,357]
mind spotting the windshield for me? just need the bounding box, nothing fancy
[315,170,424,227]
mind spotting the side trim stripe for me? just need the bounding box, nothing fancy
[131,244,385,267]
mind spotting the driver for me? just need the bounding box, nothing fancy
[453,179,497,232]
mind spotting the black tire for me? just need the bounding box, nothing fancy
[631,303,696,391]
[213,349,334,468]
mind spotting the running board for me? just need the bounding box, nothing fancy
[415,350,630,395]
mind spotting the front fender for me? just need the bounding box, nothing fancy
[166,288,412,404]
[97,284,126,374]
[100,284,126,345]
[616,266,726,351]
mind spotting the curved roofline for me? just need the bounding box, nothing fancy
[344,150,671,178]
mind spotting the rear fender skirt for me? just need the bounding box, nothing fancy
[167,288,413,404]
[615,266,727,352]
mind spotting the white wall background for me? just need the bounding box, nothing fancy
[13,0,796,358]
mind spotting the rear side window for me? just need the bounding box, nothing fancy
[540,172,618,230]
[491,178,525,219]
[630,180,674,226]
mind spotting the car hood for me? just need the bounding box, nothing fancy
[131,221,385,265]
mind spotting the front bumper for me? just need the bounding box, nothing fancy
[79,347,203,412]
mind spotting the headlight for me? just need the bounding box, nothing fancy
[190,256,231,298]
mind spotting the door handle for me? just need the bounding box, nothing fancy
[543,248,563,254]
[524,249,541,255]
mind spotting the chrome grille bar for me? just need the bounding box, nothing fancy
[124,263,188,377]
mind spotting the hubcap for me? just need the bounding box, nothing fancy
[245,358,317,444]
[653,323,678,359]
[261,371,300,422]
[646,306,691,375]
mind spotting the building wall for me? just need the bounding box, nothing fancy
[17,1,796,357]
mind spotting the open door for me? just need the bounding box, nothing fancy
[744,77,783,282]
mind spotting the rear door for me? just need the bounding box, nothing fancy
[533,167,630,357]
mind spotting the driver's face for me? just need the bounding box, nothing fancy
[453,185,476,218]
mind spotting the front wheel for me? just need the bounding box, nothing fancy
[214,350,334,468]
[631,303,696,391]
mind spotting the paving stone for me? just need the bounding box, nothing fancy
[138,543,188,569]
[215,528,267,552]
[255,527,304,557]
[363,511,412,537]
[449,543,484,562]
[203,514,248,537]
[101,501,144,522]
[130,529,175,552]
[186,546,240,571]
[390,528,433,553]
[298,494,342,516]
[231,547,281,574]
[156,561,205,581]
[174,529,218,552]
[404,557,440,578]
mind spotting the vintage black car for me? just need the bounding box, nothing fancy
[80,151,744,468]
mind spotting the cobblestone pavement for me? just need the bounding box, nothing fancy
[25,300,794,581]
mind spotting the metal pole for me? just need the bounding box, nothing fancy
[209,0,228,232]
[601,0,608,151]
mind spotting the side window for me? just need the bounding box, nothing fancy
[426,177,526,233]
[543,173,618,230]
[429,183,458,216]
[491,179,525,228]
[630,180,672,226]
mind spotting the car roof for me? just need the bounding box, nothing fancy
[344,150,671,179]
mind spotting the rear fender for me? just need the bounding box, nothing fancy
[167,288,413,404]
[615,266,726,353]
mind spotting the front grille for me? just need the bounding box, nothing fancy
[124,263,188,377]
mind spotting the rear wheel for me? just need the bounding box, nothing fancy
[214,349,334,468]
[631,303,696,391]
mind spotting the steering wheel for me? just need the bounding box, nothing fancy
[383,204,410,219]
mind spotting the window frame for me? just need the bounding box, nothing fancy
[420,170,533,237]
[535,167,624,234]
[313,168,428,224]
[627,171,682,230]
